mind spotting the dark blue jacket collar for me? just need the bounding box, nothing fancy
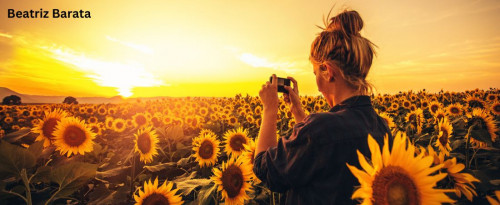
[329,95,372,112]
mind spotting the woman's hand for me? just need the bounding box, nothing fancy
[259,74,279,113]
[283,77,306,122]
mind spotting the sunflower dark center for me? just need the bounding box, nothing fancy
[372,166,419,205]
[63,125,87,146]
[230,118,236,124]
[90,125,99,133]
[199,140,214,159]
[136,115,147,126]
[404,102,410,107]
[222,164,244,198]
[436,114,444,122]
[450,107,459,114]
[468,100,484,109]
[439,128,449,146]
[142,193,169,205]
[42,118,59,140]
[229,134,247,152]
[488,95,496,101]
[99,108,106,114]
[116,122,124,129]
[137,133,152,154]
[494,105,500,113]
[422,102,428,107]
[431,105,438,113]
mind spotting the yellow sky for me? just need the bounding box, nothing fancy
[1,0,499,97]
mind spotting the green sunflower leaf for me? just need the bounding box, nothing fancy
[47,162,97,203]
[0,140,36,179]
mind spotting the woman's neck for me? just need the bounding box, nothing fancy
[325,88,362,107]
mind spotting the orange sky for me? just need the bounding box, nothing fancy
[1,0,499,97]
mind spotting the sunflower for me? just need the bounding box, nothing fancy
[442,157,480,202]
[491,101,500,116]
[105,117,114,130]
[410,94,417,102]
[228,116,238,126]
[108,107,117,115]
[196,128,213,137]
[390,103,399,111]
[113,118,127,133]
[434,109,446,124]
[224,128,250,157]
[89,123,102,136]
[199,107,209,116]
[88,116,98,124]
[192,133,220,167]
[31,119,41,126]
[434,117,453,156]
[85,106,95,115]
[211,156,253,205]
[288,119,296,128]
[420,100,429,110]
[468,108,498,145]
[346,133,455,204]
[78,107,86,114]
[4,116,13,124]
[486,191,500,205]
[97,105,107,115]
[402,100,411,109]
[242,139,261,184]
[189,116,201,128]
[134,178,183,205]
[150,114,162,128]
[133,113,149,128]
[428,101,442,115]
[409,104,417,112]
[134,126,159,163]
[32,108,68,147]
[465,95,486,110]
[52,117,96,157]
[405,108,424,134]
[486,93,498,102]
[254,106,262,116]
[446,103,463,117]
[241,139,256,165]
[378,112,395,130]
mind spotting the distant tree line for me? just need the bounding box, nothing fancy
[2,95,78,105]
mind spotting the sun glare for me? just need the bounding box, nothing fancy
[46,46,165,97]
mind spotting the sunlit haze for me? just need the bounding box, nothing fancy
[1,0,499,97]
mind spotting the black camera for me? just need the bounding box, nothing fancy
[269,76,291,94]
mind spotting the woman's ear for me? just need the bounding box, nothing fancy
[324,63,337,82]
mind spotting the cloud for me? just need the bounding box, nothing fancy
[239,52,306,74]
[42,45,165,97]
[0,32,13,39]
[106,36,154,55]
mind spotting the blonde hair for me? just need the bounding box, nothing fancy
[310,9,377,95]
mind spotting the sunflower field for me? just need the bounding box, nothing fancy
[0,89,499,205]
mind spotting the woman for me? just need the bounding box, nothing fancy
[254,10,392,204]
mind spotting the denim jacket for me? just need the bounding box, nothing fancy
[254,95,392,205]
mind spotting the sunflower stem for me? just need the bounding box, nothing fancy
[465,122,475,169]
[1,189,28,202]
[130,153,136,196]
[20,169,32,205]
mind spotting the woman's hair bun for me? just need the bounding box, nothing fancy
[326,10,363,36]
